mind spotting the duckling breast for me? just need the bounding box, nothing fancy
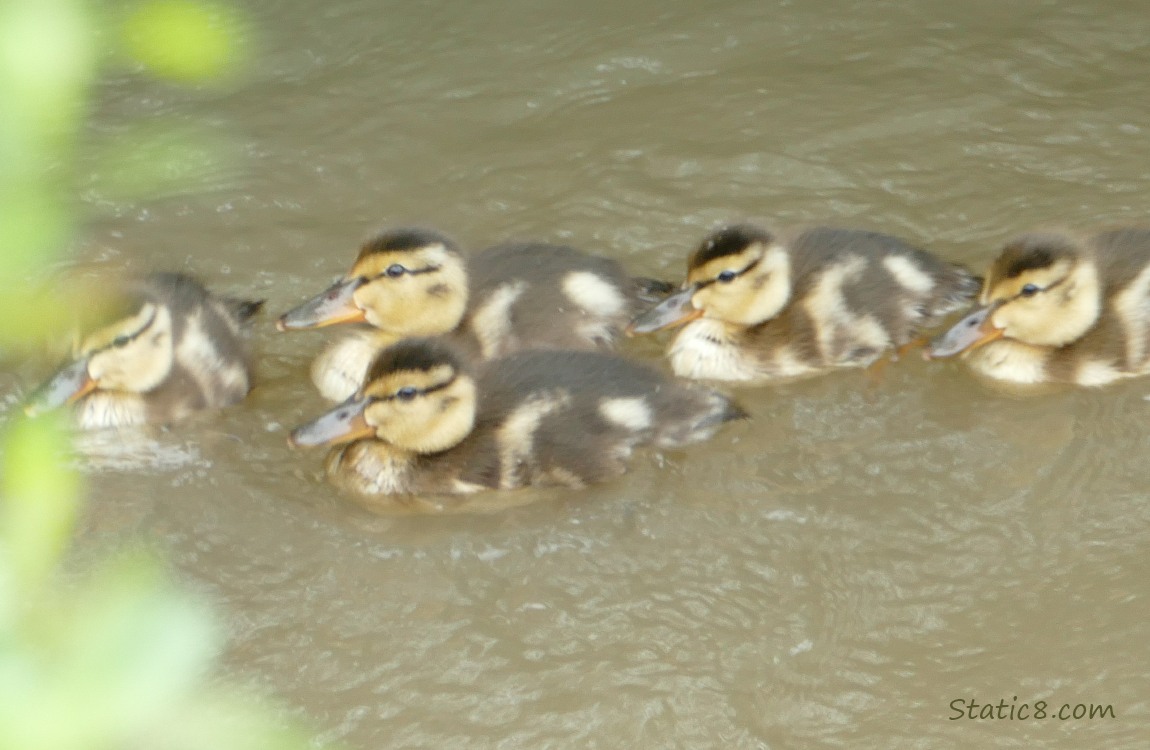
[965,339,1051,384]
[74,392,149,430]
[668,318,812,381]
[310,329,397,402]
[327,439,417,496]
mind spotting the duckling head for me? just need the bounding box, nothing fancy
[929,233,1100,357]
[277,228,468,338]
[629,224,791,333]
[26,294,175,416]
[289,338,478,455]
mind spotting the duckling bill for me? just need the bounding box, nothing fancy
[927,228,1150,385]
[26,273,262,429]
[276,276,367,330]
[289,339,746,496]
[925,305,997,358]
[277,227,673,402]
[630,223,980,382]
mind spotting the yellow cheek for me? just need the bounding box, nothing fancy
[694,286,726,313]
[992,299,1037,332]
[86,354,109,383]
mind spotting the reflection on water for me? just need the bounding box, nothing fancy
[71,429,206,474]
[7,0,1150,746]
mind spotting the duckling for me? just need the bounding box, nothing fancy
[276,227,672,401]
[289,338,746,496]
[628,223,980,382]
[25,272,262,429]
[927,228,1150,386]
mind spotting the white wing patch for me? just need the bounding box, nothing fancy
[1074,360,1122,387]
[598,396,652,431]
[471,281,528,359]
[769,346,814,378]
[883,255,936,295]
[175,310,224,403]
[1113,262,1150,369]
[175,306,250,406]
[848,314,892,362]
[562,271,626,317]
[497,390,570,489]
[806,256,893,362]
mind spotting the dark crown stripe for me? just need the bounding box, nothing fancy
[996,234,1077,279]
[689,224,775,269]
[358,228,460,259]
[366,338,466,382]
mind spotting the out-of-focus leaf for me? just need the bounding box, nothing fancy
[122,0,248,82]
[0,414,80,588]
[0,286,78,355]
[0,0,342,746]
[0,553,220,750]
[0,0,96,279]
[0,197,72,294]
[0,0,96,135]
[145,689,318,750]
[62,557,220,747]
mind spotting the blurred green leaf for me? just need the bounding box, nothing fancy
[0,554,218,750]
[0,286,77,356]
[0,0,336,746]
[0,414,80,588]
[0,0,96,136]
[0,195,73,292]
[122,0,247,82]
[0,0,96,278]
[148,689,317,750]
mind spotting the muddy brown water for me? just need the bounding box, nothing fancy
[5,0,1150,747]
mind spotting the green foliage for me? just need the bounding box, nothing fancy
[123,0,247,82]
[0,415,80,588]
[0,0,97,348]
[0,1,330,748]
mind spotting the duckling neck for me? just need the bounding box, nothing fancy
[311,329,401,402]
[74,391,149,430]
[327,439,417,495]
[668,318,764,381]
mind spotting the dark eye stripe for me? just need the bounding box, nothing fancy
[378,374,456,403]
[1014,275,1067,300]
[371,264,441,281]
[698,257,761,289]
[95,308,157,354]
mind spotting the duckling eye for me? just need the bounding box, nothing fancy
[385,264,407,278]
[112,335,130,348]
[1020,283,1040,298]
[717,270,738,283]
[395,386,418,401]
